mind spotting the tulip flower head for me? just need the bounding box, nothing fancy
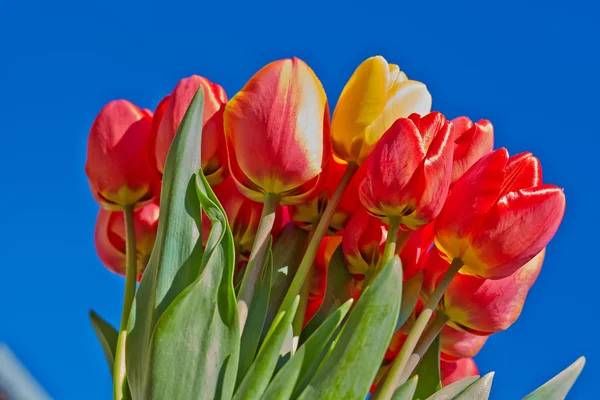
[85,100,157,210]
[331,56,432,164]
[451,116,494,185]
[94,200,159,280]
[342,209,388,275]
[152,75,228,185]
[224,57,330,204]
[435,149,565,279]
[440,325,488,362]
[440,358,479,387]
[359,112,454,230]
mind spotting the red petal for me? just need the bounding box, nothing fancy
[498,152,542,197]
[441,358,479,387]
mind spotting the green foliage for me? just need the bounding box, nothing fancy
[89,310,118,375]
[413,336,442,399]
[524,357,586,400]
[391,376,418,400]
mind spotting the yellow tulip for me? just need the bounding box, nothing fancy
[331,56,432,164]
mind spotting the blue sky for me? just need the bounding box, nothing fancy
[0,0,598,398]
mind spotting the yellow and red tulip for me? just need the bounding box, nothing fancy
[94,199,159,280]
[440,325,488,362]
[342,209,388,276]
[224,58,330,204]
[422,248,545,335]
[440,358,479,387]
[435,149,565,279]
[451,117,494,185]
[331,56,432,164]
[152,75,228,185]
[85,100,157,209]
[359,112,454,230]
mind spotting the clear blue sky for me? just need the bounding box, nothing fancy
[0,0,597,398]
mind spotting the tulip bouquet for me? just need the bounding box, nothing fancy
[85,56,584,400]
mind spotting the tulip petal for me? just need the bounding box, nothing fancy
[498,152,542,196]
[452,119,494,184]
[440,358,479,387]
[440,325,488,361]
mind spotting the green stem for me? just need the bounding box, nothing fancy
[381,216,401,268]
[237,193,280,332]
[113,204,137,400]
[375,258,463,400]
[278,163,358,315]
[292,230,315,337]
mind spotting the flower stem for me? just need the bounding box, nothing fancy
[381,216,401,268]
[237,193,280,332]
[278,162,358,316]
[375,258,463,400]
[113,204,137,400]
[292,230,315,337]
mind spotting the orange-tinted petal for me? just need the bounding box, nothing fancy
[441,358,479,387]
[440,325,488,361]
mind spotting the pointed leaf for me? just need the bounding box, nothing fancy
[237,245,273,386]
[233,297,300,400]
[454,372,494,400]
[523,357,585,400]
[298,256,403,400]
[395,271,423,332]
[147,172,239,400]
[413,336,442,399]
[262,299,353,400]
[391,375,419,400]
[89,310,118,375]
[425,376,479,400]
[126,87,205,397]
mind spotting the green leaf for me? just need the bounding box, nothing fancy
[126,87,206,397]
[147,172,239,400]
[413,336,442,399]
[391,375,419,400]
[237,244,273,387]
[262,299,353,400]
[454,372,494,400]
[395,271,423,332]
[523,356,585,400]
[263,223,309,337]
[297,256,403,400]
[301,245,354,342]
[425,376,479,400]
[233,296,300,400]
[89,310,118,375]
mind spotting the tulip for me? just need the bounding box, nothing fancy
[399,222,434,281]
[85,100,157,210]
[359,112,454,230]
[440,358,479,387]
[435,149,565,279]
[152,75,228,185]
[422,248,544,335]
[94,200,159,280]
[342,209,388,275]
[224,57,329,205]
[331,56,432,164]
[440,325,488,362]
[451,117,494,185]
[289,156,366,233]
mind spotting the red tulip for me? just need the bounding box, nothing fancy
[435,149,565,279]
[342,209,388,275]
[94,200,159,279]
[441,358,479,387]
[289,156,366,233]
[359,112,454,230]
[85,100,157,209]
[153,75,228,185]
[399,222,434,281]
[224,57,330,204]
[450,117,494,185]
[422,248,544,335]
[440,325,488,362]
[385,328,408,360]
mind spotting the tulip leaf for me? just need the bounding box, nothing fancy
[300,245,354,342]
[126,87,205,397]
[413,335,442,399]
[262,299,353,400]
[391,375,419,400]
[425,375,479,400]
[233,296,300,400]
[523,356,585,400]
[297,255,403,400]
[263,223,309,338]
[147,172,239,400]
[453,372,494,400]
[89,310,118,375]
[395,271,423,332]
[236,243,273,387]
